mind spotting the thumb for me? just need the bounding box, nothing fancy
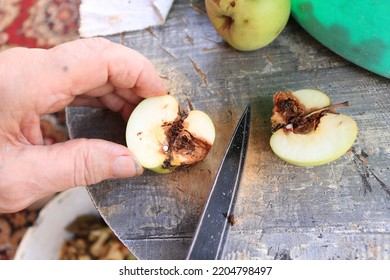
[43,138,144,188]
[1,139,143,213]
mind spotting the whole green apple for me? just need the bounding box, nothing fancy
[205,0,291,51]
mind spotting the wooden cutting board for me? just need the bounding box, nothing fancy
[66,0,390,260]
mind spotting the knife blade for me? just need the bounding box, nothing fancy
[186,105,251,260]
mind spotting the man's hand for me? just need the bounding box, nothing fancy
[0,38,167,213]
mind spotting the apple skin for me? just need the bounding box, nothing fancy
[205,0,291,51]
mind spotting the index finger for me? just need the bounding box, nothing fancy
[35,37,167,114]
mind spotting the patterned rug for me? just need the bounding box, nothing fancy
[0,0,80,259]
[0,0,80,50]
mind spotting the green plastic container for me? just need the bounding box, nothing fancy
[291,0,390,79]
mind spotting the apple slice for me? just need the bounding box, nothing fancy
[126,95,215,173]
[270,89,358,166]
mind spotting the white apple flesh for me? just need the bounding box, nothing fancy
[270,89,358,166]
[126,95,215,173]
[205,0,291,51]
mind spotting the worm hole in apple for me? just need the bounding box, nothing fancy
[220,15,234,31]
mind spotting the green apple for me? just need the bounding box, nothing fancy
[205,0,291,51]
[270,89,358,166]
[126,95,216,173]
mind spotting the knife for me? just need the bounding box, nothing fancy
[186,105,251,260]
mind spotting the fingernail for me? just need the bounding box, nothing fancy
[112,155,143,178]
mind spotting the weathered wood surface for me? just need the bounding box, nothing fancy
[66,0,390,260]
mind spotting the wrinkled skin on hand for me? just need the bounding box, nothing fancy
[0,38,167,213]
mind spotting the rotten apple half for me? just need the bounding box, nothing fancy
[270,89,358,166]
[126,95,216,173]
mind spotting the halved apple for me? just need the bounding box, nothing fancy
[270,89,358,166]
[126,95,216,173]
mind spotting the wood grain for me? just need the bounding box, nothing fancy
[66,0,390,260]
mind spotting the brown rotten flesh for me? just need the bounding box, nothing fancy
[126,95,216,173]
[271,91,349,134]
[161,111,214,170]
